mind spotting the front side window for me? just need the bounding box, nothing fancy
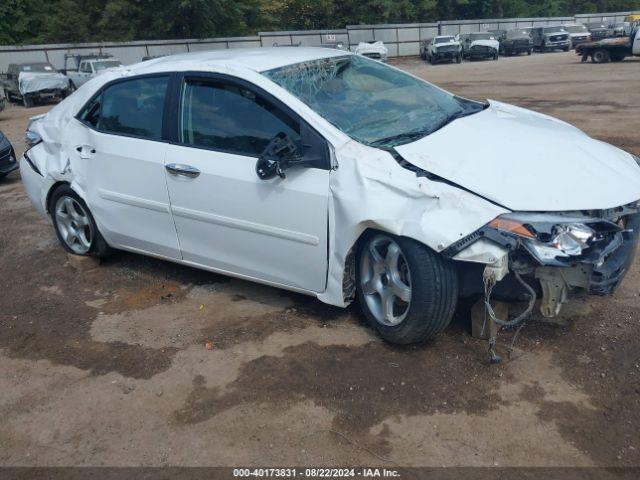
[96,76,169,140]
[80,62,92,73]
[179,79,299,157]
[263,55,485,148]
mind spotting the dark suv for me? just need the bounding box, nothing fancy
[531,26,571,52]
[0,130,18,180]
[496,29,534,55]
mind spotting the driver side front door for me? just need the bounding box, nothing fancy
[164,75,331,293]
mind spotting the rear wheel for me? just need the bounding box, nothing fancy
[50,185,111,257]
[592,48,610,63]
[357,233,458,345]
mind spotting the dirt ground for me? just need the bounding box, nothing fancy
[0,51,639,468]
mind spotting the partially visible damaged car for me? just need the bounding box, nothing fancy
[586,22,610,41]
[459,32,500,60]
[0,89,5,113]
[0,130,18,180]
[2,62,70,108]
[354,41,388,61]
[421,36,462,64]
[20,48,640,346]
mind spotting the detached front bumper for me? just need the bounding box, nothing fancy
[448,207,640,317]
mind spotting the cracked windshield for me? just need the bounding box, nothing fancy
[263,55,485,148]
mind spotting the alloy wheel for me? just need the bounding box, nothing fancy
[55,196,93,254]
[360,235,412,326]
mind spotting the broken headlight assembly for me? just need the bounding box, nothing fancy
[485,213,628,267]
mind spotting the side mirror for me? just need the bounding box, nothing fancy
[256,132,303,180]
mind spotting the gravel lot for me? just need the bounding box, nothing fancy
[0,51,639,467]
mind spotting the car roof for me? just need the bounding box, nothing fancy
[131,47,350,74]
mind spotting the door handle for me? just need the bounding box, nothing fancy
[166,163,201,178]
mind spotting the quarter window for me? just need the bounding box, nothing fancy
[179,79,299,157]
[96,76,169,140]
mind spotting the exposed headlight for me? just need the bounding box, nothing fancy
[487,215,606,264]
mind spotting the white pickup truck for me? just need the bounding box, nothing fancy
[64,54,122,90]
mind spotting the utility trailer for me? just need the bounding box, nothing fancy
[576,27,640,63]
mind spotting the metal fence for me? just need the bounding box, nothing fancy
[0,10,634,72]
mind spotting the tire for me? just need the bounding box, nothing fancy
[493,51,499,60]
[3,89,13,103]
[456,54,462,64]
[563,46,570,52]
[69,81,77,92]
[49,185,111,258]
[592,48,610,63]
[22,95,33,108]
[429,55,436,65]
[357,233,458,345]
[527,49,532,55]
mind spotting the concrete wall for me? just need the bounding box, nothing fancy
[0,11,633,71]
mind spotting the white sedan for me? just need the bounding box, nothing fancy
[21,48,640,344]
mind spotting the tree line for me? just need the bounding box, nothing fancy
[1,0,639,45]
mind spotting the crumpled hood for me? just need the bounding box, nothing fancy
[470,39,499,50]
[394,100,640,211]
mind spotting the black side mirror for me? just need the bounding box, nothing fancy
[256,132,303,180]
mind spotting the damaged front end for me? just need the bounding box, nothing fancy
[446,203,640,318]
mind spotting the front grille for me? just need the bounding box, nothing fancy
[549,34,568,42]
[591,31,607,40]
[470,45,491,54]
[438,45,458,53]
[362,52,381,59]
[513,39,530,47]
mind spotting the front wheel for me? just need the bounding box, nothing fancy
[50,185,111,257]
[357,234,458,345]
[22,95,33,108]
[456,54,462,64]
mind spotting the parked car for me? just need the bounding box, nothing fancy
[420,36,462,64]
[458,32,500,60]
[354,41,388,61]
[20,48,640,345]
[496,29,533,56]
[0,130,18,180]
[562,23,592,48]
[2,62,70,108]
[586,22,609,41]
[531,26,571,52]
[0,89,5,113]
[608,22,630,37]
[63,54,123,90]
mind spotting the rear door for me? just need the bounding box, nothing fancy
[70,74,181,259]
[163,74,331,292]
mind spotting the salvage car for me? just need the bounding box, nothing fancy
[420,36,462,64]
[531,26,571,52]
[562,23,592,48]
[0,89,5,113]
[0,130,18,180]
[459,32,499,60]
[354,41,388,61]
[585,22,610,41]
[496,29,533,56]
[3,62,70,108]
[20,48,640,345]
[64,54,123,90]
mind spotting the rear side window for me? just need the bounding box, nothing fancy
[179,79,299,157]
[89,76,169,140]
